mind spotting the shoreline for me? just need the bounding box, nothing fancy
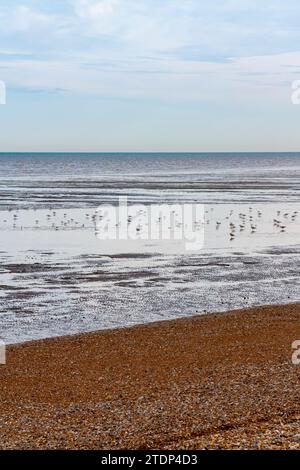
[1,303,300,449]
[5,301,300,348]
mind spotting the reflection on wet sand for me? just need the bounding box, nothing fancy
[0,202,299,344]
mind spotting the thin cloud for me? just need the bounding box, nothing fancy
[0,0,300,103]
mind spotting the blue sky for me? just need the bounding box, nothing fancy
[1,0,300,151]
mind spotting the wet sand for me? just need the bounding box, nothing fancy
[1,303,300,449]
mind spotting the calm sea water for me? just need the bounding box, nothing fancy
[0,153,299,344]
[0,152,300,208]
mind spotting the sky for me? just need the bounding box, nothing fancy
[1,0,300,152]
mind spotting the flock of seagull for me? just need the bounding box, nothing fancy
[1,207,299,243]
[211,208,298,241]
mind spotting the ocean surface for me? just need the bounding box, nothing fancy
[0,153,299,344]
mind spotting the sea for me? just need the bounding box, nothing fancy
[0,152,299,344]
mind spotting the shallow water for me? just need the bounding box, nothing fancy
[0,153,299,344]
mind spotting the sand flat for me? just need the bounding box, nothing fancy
[0,303,300,449]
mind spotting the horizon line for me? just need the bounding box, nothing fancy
[1,151,300,155]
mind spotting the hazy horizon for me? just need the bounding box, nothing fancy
[1,151,300,155]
